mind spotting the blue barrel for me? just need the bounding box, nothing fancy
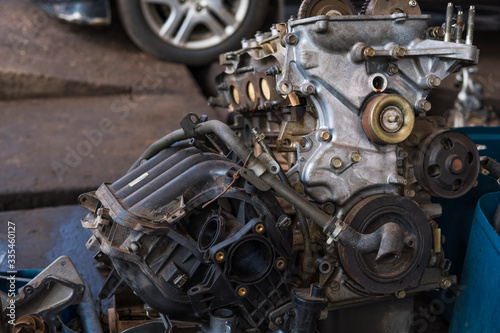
[449,192,500,332]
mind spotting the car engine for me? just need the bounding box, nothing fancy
[79,1,481,332]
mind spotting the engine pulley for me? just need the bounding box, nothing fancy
[362,94,415,145]
[338,195,431,294]
[363,0,422,15]
[298,0,357,18]
[414,130,480,199]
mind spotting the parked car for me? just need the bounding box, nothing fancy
[35,0,279,66]
[35,0,500,66]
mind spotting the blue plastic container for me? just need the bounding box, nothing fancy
[449,192,500,332]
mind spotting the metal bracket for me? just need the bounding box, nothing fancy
[166,195,186,224]
[325,218,347,245]
[180,113,201,138]
[239,168,271,191]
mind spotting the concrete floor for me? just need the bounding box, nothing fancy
[0,0,224,312]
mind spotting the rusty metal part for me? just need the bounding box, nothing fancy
[298,0,357,18]
[13,315,47,333]
[363,0,422,15]
[444,2,453,42]
[338,195,432,294]
[276,107,317,152]
[413,130,480,199]
[362,94,415,145]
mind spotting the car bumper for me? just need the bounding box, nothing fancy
[34,0,111,26]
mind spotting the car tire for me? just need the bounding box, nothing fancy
[116,0,269,66]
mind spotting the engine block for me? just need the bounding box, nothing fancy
[81,1,482,332]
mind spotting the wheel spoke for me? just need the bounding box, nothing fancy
[158,6,185,38]
[173,9,198,45]
[206,0,236,26]
[140,0,248,49]
[201,13,226,37]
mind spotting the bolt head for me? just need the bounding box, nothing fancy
[285,34,298,45]
[409,0,417,7]
[388,64,399,75]
[215,251,225,261]
[393,47,406,58]
[432,26,445,38]
[350,152,362,163]
[408,135,420,145]
[405,189,416,198]
[314,20,328,33]
[331,157,343,169]
[395,290,407,299]
[427,75,441,88]
[363,47,376,59]
[329,281,340,291]
[319,131,331,142]
[128,242,140,253]
[238,287,248,297]
[440,278,452,289]
[418,99,432,112]
[293,183,304,193]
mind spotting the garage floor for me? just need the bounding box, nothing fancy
[0,0,225,305]
[0,0,499,331]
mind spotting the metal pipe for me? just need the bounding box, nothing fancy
[129,129,187,171]
[444,2,453,42]
[261,172,332,229]
[251,127,313,285]
[79,282,104,333]
[260,173,405,256]
[130,118,406,255]
[466,6,475,45]
[129,121,255,173]
[456,10,464,43]
[337,222,405,260]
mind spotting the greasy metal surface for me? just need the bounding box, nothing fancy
[72,2,485,332]
[215,11,478,207]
